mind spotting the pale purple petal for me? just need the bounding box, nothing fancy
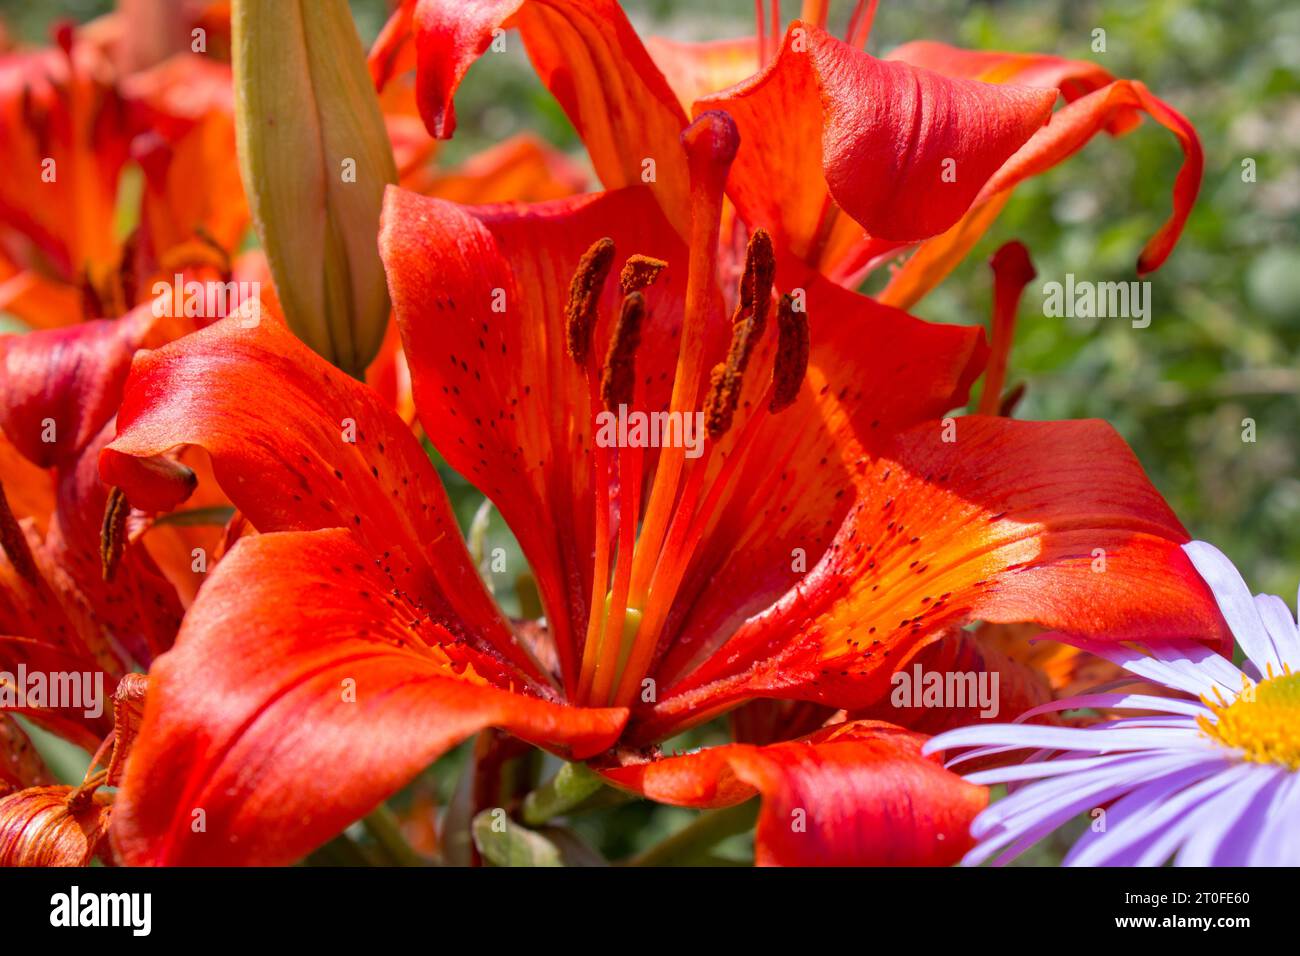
[1011,693,1209,723]
[973,752,1199,838]
[1207,767,1289,865]
[966,749,1199,786]
[1063,758,1232,866]
[1055,635,1239,697]
[928,722,1202,757]
[1183,540,1281,675]
[1130,763,1259,865]
[966,753,1201,864]
[1175,766,1284,866]
[1254,593,1300,672]
[1250,774,1300,865]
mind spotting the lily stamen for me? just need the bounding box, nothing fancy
[100,487,129,583]
[609,113,739,685]
[770,294,810,413]
[619,254,668,295]
[564,236,615,364]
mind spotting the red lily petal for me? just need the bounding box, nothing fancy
[637,416,1229,739]
[980,79,1203,275]
[47,420,184,667]
[880,72,1202,307]
[0,638,111,751]
[0,264,84,330]
[652,261,987,686]
[849,625,1057,736]
[382,0,691,230]
[112,528,625,866]
[0,430,54,534]
[134,446,230,606]
[125,57,248,272]
[0,784,112,867]
[420,133,588,204]
[101,316,531,676]
[644,36,759,111]
[0,307,166,469]
[602,720,985,866]
[1,309,184,672]
[700,22,1056,261]
[379,185,691,687]
[887,41,1116,103]
[872,191,1010,311]
[976,240,1035,416]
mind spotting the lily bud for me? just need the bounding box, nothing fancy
[232,0,397,377]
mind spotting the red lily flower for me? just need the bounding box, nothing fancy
[99,96,1225,865]
[0,305,201,865]
[0,308,189,737]
[0,23,247,328]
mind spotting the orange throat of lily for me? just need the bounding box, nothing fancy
[568,112,809,710]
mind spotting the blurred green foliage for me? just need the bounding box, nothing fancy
[4,0,1296,864]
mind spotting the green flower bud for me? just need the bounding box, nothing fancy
[232,0,397,377]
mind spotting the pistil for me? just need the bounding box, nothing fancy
[620,113,738,632]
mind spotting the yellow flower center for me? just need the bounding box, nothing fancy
[1200,670,1300,770]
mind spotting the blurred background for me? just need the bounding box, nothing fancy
[3,0,1296,863]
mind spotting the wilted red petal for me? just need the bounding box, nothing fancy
[0,713,55,797]
[0,784,112,867]
[636,416,1230,740]
[112,528,625,866]
[106,672,148,787]
[602,720,985,866]
[700,21,1055,263]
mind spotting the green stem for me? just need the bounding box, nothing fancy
[361,805,426,867]
[626,800,759,867]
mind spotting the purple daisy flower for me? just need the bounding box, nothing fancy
[924,540,1300,866]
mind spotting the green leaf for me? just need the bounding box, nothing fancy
[471,810,563,867]
[152,506,237,528]
[521,761,606,825]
